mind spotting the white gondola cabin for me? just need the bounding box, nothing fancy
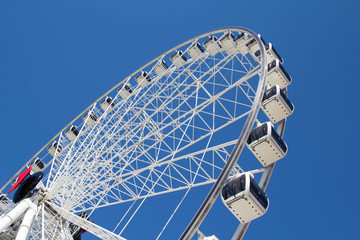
[135,71,152,88]
[222,172,269,224]
[118,84,133,99]
[203,236,218,240]
[188,42,205,60]
[170,51,187,68]
[203,36,222,56]
[65,125,79,141]
[254,43,284,64]
[0,194,12,213]
[267,59,292,88]
[220,32,236,53]
[100,96,115,112]
[246,34,266,55]
[82,111,98,127]
[199,234,219,240]
[0,194,11,204]
[261,85,294,123]
[154,60,168,76]
[234,32,249,55]
[47,141,62,157]
[247,122,288,166]
[30,157,45,173]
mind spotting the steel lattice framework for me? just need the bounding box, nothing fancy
[0,27,276,240]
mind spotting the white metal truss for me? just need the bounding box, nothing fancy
[0,28,271,239]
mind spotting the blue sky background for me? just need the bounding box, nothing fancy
[0,0,359,239]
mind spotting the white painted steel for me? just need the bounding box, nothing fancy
[46,202,126,240]
[1,27,276,239]
[0,199,31,233]
[15,201,37,240]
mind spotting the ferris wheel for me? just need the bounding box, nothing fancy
[0,27,294,240]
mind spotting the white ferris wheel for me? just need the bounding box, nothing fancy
[0,27,294,240]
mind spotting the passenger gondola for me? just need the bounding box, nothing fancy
[30,157,45,173]
[82,111,98,127]
[246,34,266,55]
[0,194,10,203]
[203,36,222,56]
[170,50,187,68]
[47,141,62,157]
[154,60,168,76]
[65,125,80,141]
[0,194,12,214]
[135,71,152,88]
[118,84,133,99]
[254,43,283,64]
[221,172,269,223]
[220,32,236,53]
[198,233,219,240]
[234,32,249,55]
[246,122,288,166]
[261,85,294,123]
[100,96,115,112]
[188,42,205,60]
[267,59,292,88]
[0,194,11,210]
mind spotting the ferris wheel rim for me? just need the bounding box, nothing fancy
[0,26,280,240]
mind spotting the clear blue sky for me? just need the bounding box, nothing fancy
[0,0,359,239]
